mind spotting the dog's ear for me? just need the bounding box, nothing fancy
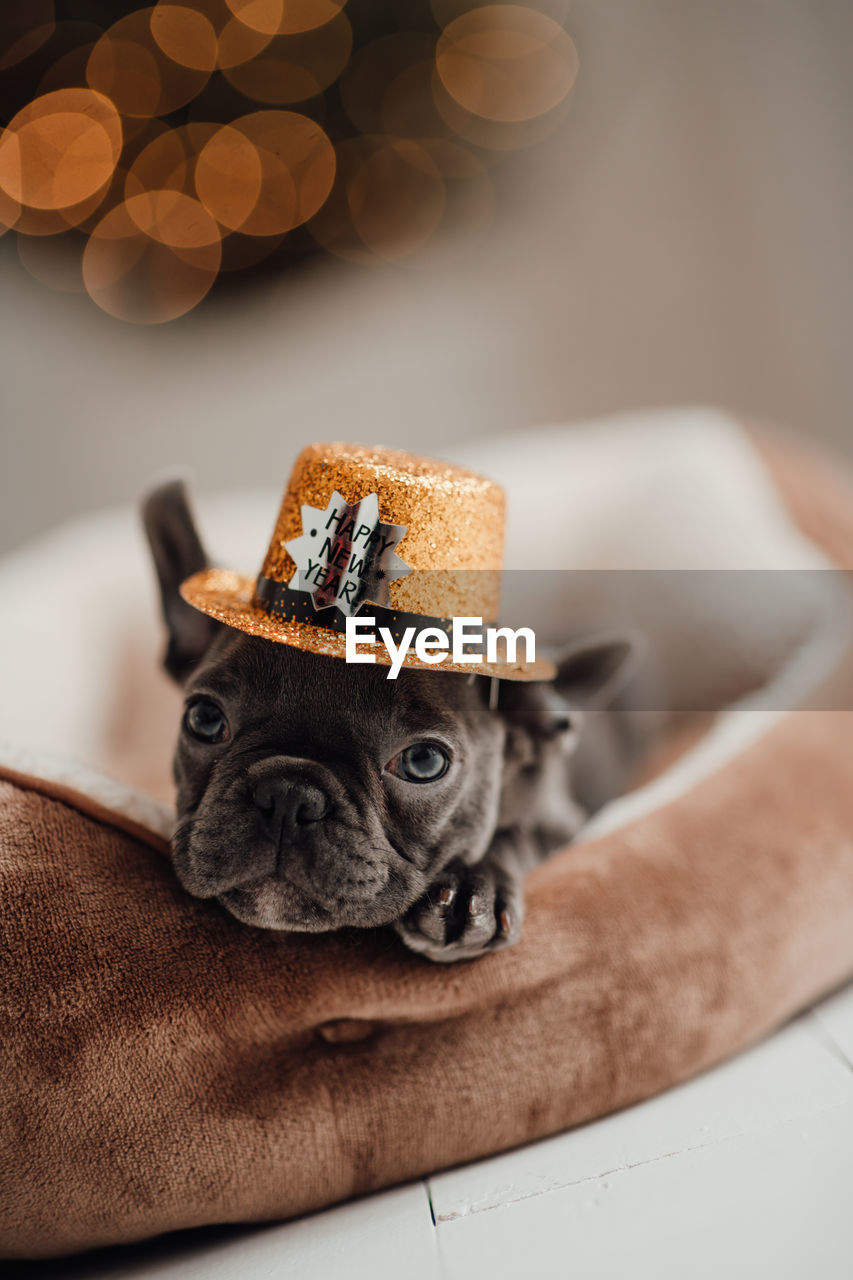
[142,480,221,683]
[496,632,642,741]
[554,631,643,712]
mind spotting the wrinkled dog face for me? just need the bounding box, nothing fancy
[172,631,505,930]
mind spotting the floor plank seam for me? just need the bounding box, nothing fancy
[804,1009,853,1073]
[430,1098,853,1223]
[424,1179,437,1227]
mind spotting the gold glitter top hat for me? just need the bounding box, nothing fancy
[180,443,554,680]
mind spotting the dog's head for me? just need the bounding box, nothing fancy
[144,481,635,932]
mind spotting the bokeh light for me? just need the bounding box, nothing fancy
[435,6,578,123]
[0,182,21,238]
[221,11,353,104]
[224,0,348,37]
[87,9,212,118]
[231,111,336,232]
[12,174,119,237]
[309,135,447,265]
[194,125,265,230]
[340,33,449,141]
[125,122,216,200]
[431,62,575,151]
[0,90,121,210]
[1,1,578,323]
[150,5,219,74]
[125,187,222,248]
[216,13,275,70]
[83,192,222,323]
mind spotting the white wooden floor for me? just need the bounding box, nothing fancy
[22,982,853,1279]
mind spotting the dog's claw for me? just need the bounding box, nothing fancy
[394,859,523,963]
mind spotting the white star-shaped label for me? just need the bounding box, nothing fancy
[285,491,411,616]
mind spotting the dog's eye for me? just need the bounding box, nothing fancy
[183,698,230,745]
[388,742,449,783]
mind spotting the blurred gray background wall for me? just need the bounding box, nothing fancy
[1,0,851,554]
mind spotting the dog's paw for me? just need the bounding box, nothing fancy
[393,860,523,963]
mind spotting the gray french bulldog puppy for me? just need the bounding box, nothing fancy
[144,481,647,963]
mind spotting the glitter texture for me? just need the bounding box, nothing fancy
[179,443,555,681]
[263,442,506,620]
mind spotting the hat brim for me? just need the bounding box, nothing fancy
[180,569,556,682]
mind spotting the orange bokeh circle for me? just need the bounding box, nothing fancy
[0,115,114,210]
[0,179,21,237]
[125,122,218,201]
[309,135,446,264]
[223,10,352,104]
[195,125,264,231]
[198,111,335,236]
[348,139,446,258]
[10,170,119,237]
[83,192,222,323]
[87,8,212,118]
[150,4,219,74]
[431,62,574,152]
[435,4,578,124]
[217,14,274,70]
[125,188,222,249]
[340,33,449,140]
[0,89,121,212]
[11,88,123,163]
[225,0,347,37]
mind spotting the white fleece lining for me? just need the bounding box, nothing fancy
[581,584,851,842]
[0,741,175,841]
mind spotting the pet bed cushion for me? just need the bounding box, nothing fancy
[2,416,853,1257]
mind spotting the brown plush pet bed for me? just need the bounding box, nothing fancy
[2,431,853,1260]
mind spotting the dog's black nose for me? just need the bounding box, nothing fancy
[252,775,330,839]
